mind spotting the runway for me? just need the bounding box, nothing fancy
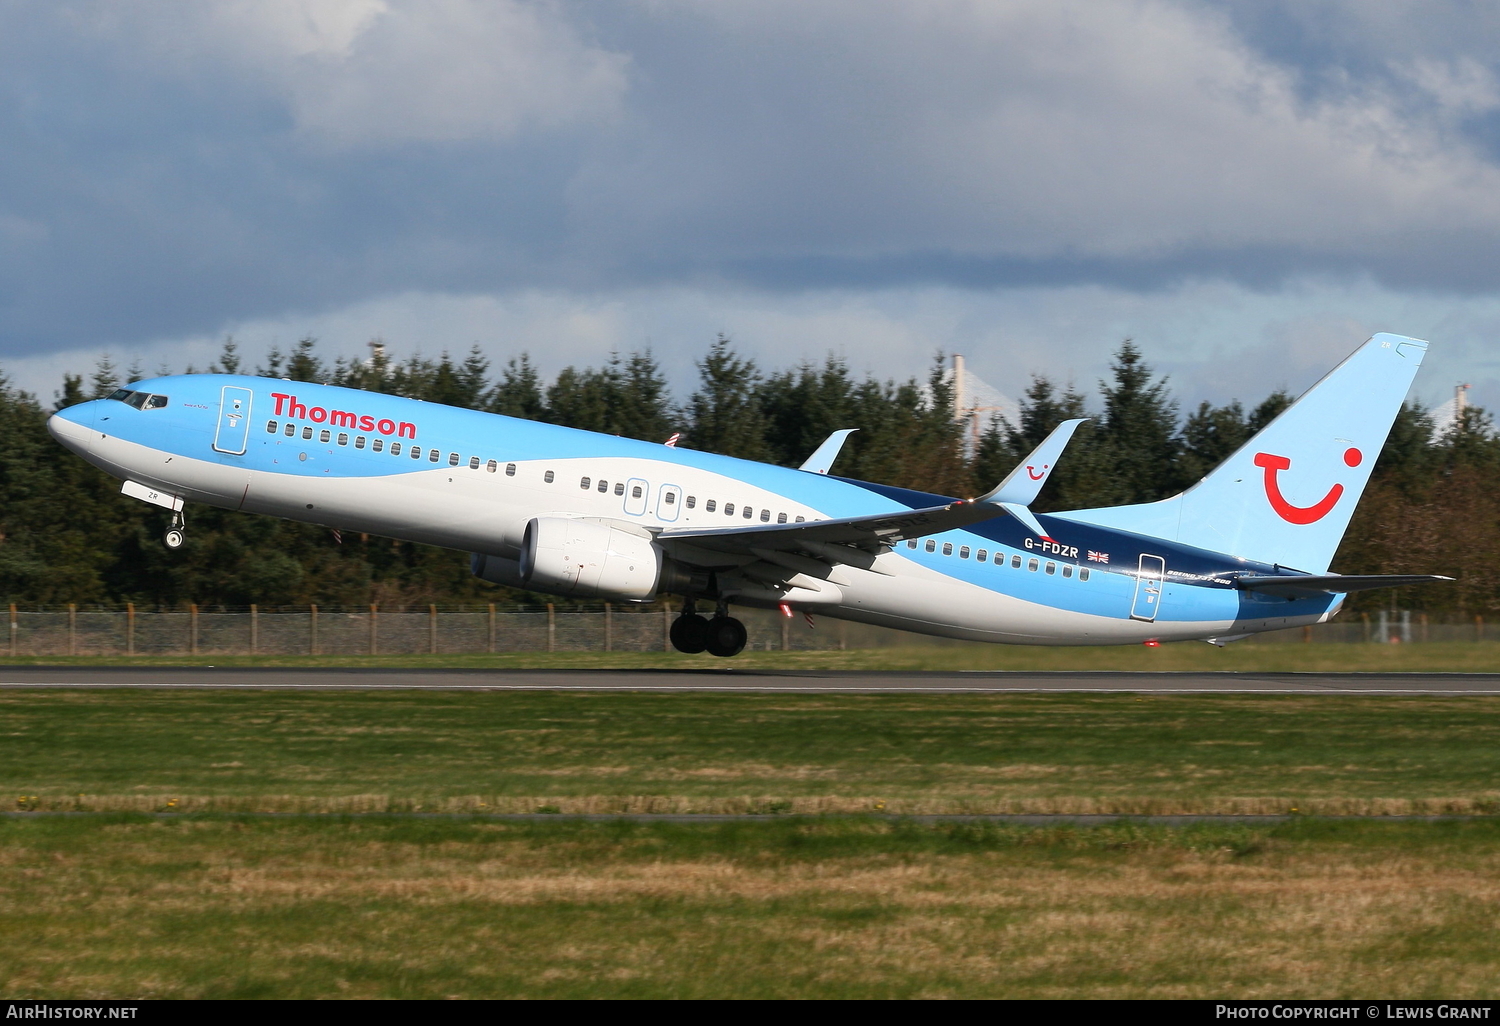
[3,666,1500,693]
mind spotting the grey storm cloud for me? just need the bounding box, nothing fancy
[2,0,1500,356]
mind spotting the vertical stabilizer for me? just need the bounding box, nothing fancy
[1057,334,1427,573]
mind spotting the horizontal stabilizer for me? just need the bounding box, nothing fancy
[1236,573,1452,597]
[998,501,1053,541]
[800,429,859,475]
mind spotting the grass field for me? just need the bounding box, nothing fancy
[3,816,1499,998]
[6,689,1500,815]
[6,639,1500,671]
[7,687,1500,998]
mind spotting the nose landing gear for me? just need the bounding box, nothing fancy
[163,511,186,551]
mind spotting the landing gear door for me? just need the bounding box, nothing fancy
[1130,554,1166,622]
[213,386,254,455]
[623,478,649,516]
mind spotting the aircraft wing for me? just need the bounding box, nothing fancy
[657,496,1003,564]
[1235,573,1452,597]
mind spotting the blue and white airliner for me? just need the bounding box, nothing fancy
[47,333,1447,656]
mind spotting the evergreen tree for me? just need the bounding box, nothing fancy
[687,335,770,460]
[89,356,120,399]
[489,355,546,420]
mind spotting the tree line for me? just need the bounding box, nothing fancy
[2,335,1495,615]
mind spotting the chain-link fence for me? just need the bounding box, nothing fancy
[0,604,1487,656]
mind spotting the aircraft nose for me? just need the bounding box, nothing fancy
[47,402,98,456]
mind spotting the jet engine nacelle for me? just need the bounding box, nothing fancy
[519,517,663,601]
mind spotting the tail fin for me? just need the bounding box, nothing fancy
[1057,333,1427,573]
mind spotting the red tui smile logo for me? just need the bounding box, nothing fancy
[1026,463,1048,481]
[1253,448,1362,524]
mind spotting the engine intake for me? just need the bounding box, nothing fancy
[519,517,663,601]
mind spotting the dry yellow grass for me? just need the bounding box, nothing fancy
[2,817,1498,998]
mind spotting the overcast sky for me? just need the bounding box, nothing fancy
[3,0,1500,413]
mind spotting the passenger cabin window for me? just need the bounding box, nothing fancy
[795,516,805,522]
[1045,561,1056,575]
[723,503,734,515]
[505,463,516,476]
[1028,558,1039,572]
[942,543,953,556]
[469,456,479,470]
[994,552,1003,564]
[1062,565,1073,578]
[614,482,624,496]
[925,540,936,552]
[598,480,608,493]
[686,496,696,509]
[410,447,422,459]
[580,477,591,489]
[706,500,717,512]
[544,470,555,483]
[1080,568,1091,581]
[319,429,331,443]
[778,512,787,523]
[742,506,753,519]
[631,484,642,498]
[390,442,400,455]
[1011,555,1021,568]
[666,492,676,504]
[759,508,768,521]
[960,546,970,559]
[302,427,313,440]
[430,450,441,463]
[337,433,348,446]
[356,436,366,449]
[447,452,458,466]
[285,423,295,437]
[907,540,917,549]
[266,420,277,433]
[977,549,987,562]
[487,460,497,473]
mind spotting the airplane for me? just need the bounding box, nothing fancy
[46,332,1449,656]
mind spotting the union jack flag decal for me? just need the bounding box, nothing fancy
[1087,550,1109,563]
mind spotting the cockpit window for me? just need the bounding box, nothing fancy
[107,389,168,410]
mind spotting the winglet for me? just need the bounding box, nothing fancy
[800,429,859,474]
[979,419,1087,506]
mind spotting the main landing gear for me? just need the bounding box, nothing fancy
[163,511,186,551]
[670,598,747,658]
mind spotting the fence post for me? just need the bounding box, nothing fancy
[9,603,16,658]
[604,602,613,652]
[1421,612,1429,644]
[1478,615,1485,643]
[68,603,77,656]
[249,604,258,655]
[1302,625,1311,644]
[189,604,199,655]
[369,604,378,656]
[547,604,556,653]
[126,602,134,657]
[662,605,671,651]
[838,620,847,651]
[429,604,438,655]
[781,615,790,651]
[310,604,319,656]
[487,603,496,654]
